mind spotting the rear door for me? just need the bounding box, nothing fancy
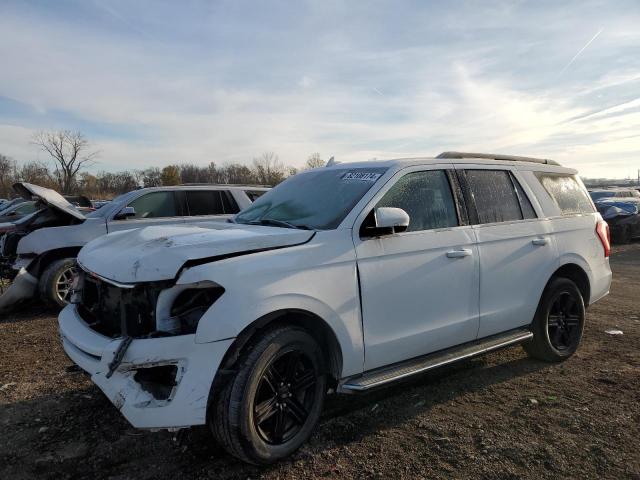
[183,189,238,224]
[457,166,558,338]
[354,166,480,370]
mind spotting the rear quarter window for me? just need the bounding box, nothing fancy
[535,173,594,215]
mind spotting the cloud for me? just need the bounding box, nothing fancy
[0,0,639,178]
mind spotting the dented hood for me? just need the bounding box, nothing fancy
[13,182,85,221]
[77,223,314,283]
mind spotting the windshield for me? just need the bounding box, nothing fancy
[235,167,388,230]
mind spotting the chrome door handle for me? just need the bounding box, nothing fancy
[532,238,548,246]
[446,249,472,258]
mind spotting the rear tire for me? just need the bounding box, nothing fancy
[210,325,326,464]
[523,277,585,362]
[39,258,77,307]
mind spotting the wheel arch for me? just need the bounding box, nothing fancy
[546,262,591,306]
[206,309,344,419]
[27,247,81,278]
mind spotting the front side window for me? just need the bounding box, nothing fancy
[376,170,458,232]
[465,170,523,224]
[536,173,594,215]
[127,191,177,219]
[235,167,388,230]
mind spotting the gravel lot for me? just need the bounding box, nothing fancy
[1,244,639,479]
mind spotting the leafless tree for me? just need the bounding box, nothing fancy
[32,130,99,193]
[0,154,17,198]
[253,151,286,185]
[305,152,325,169]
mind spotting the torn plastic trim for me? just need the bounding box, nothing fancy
[0,268,38,312]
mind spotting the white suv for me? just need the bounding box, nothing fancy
[59,152,612,464]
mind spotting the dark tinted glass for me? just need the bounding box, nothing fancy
[221,191,239,214]
[245,190,266,202]
[466,170,522,224]
[128,192,177,218]
[512,175,537,219]
[186,191,224,216]
[377,170,458,232]
[536,173,594,215]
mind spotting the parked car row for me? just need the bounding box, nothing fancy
[53,152,611,464]
[0,183,268,310]
[589,188,640,244]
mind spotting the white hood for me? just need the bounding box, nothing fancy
[13,182,85,221]
[78,223,315,283]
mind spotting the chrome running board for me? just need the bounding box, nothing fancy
[339,328,533,393]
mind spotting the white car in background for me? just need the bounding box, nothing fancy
[60,152,612,464]
[0,183,268,309]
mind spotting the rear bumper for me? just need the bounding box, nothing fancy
[589,258,612,306]
[58,304,233,429]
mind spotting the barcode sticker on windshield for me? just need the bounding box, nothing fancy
[342,172,383,182]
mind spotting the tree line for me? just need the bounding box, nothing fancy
[0,130,326,200]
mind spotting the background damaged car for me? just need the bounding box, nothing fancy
[0,183,268,310]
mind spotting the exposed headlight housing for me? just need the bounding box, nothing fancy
[155,281,224,335]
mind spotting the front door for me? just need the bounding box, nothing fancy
[354,167,480,371]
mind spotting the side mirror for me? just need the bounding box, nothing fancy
[362,207,410,237]
[114,206,136,220]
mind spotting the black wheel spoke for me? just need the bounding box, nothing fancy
[263,366,280,393]
[562,295,576,314]
[255,396,278,425]
[273,408,286,442]
[285,397,308,425]
[284,351,300,381]
[292,370,316,393]
[548,315,561,328]
[565,315,580,327]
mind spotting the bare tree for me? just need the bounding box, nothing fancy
[252,151,286,185]
[32,130,99,193]
[0,154,17,198]
[305,152,325,169]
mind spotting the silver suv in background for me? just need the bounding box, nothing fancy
[0,183,268,310]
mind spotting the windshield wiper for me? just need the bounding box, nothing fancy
[249,218,312,230]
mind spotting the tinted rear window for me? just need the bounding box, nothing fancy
[465,170,523,224]
[186,191,224,216]
[535,173,594,215]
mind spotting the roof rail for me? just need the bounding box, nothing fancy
[436,151,560,166]
[178,183,271,188]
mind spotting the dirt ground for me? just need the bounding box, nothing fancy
[1,244,639,480]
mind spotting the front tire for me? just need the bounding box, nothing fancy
[210,325,327,464]
[523,277,585,362]
[39,258,78,307]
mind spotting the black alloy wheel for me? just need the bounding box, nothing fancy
[547,291,583,351]
[253,350,318,444]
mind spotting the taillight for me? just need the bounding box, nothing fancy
[596,220,610,258]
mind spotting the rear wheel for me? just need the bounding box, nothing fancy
[524,277,585,362]
[39,258,77,307]
[210,325,326,464]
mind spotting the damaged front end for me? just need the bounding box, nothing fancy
[59,265,231,429]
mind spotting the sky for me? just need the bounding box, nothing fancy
[1,0,639,179]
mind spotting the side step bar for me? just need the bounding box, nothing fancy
[339,328,533,393]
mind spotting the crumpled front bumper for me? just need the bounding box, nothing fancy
[58,304,234,429]
[0,267,37,312]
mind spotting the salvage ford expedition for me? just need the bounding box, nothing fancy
[59,152,612,464]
